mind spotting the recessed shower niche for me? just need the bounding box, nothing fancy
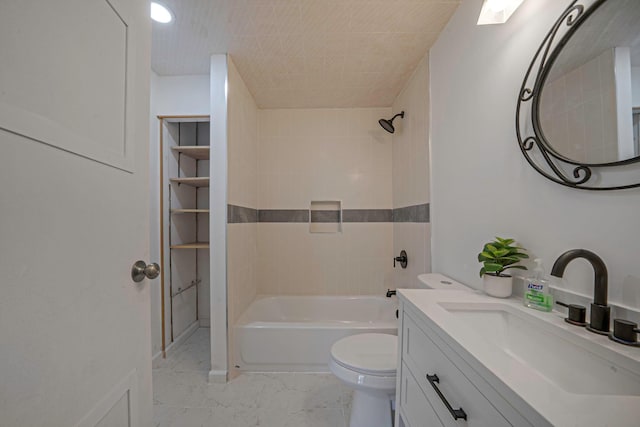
[309,200,342,233]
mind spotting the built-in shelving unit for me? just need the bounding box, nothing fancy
[169,177,210,187]
[171,209,210,214]
[171,145,210,160]
[159,115,211,354]
[170,242,210,249]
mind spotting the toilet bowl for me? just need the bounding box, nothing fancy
[330,274,472,427]
[329,333,397,427]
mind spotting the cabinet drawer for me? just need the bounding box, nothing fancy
[403,312,511,427]
[400,362,445,427]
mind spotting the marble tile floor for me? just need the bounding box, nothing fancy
[153,328,353,427]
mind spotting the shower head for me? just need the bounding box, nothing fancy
[378,111,405,134]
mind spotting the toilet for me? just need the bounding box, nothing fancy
[330,333,397,427]
[329,273,471,427]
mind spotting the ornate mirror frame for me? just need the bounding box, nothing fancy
[516,0,640,190]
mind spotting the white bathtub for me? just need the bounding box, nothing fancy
[234,295,398,372]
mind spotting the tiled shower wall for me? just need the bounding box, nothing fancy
[392,55,431,289]
[227,58,258,377]
[256,108,394,295]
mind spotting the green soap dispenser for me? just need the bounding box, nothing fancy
[523,259,553,312]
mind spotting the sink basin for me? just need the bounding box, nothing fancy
[439,302,640,396]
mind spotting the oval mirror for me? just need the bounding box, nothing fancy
[539,0,640,165]
[517,0,640,190]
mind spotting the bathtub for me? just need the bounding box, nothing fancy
[234,295,398,372]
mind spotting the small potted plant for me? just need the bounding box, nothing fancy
[478,237,528,298]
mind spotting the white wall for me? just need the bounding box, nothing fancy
[430,0,640,308]
[149,72,209,358]
[632,67,640,107]
[392,55,431,289]
[153,74,210,115]
[209,55,229,382]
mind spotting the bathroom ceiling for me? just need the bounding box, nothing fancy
[151,0,461,108]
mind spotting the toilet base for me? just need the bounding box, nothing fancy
[349,390,393,427]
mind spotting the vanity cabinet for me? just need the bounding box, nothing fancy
[396,299,538,427]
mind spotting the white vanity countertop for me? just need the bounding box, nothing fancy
[399,288,640,427]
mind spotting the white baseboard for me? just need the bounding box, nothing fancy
[152,350,163,365]
[209,370,228,384]
[153,320,200,366]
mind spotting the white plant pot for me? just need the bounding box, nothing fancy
[483,274,513,298]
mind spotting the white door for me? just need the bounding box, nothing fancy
[0,1,153,426]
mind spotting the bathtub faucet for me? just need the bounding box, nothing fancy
[386,289,397,298]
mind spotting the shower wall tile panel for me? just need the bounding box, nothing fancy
[257,223,393,296]
[394,222,432,290]
[227,59,259,379]
[258,108,393,210]
[228,59,258,209]
[392,57,430,209]
[392,55,432,289]
[256,107,394,296]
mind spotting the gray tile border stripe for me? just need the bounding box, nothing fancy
[343,209,393,222]
[392,203,430,223]
[227,204,429,223]
[258,209,309,223]
[228,205,258,223]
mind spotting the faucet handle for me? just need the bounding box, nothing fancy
[610,319,640,346]
[556,301,587,326]
[393,250,408,269]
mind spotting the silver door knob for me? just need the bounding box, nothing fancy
[131,260,160,282]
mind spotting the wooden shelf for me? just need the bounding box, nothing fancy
[171,146,210,160]
[158,115,210,122]
[170,209,210,214]
[170,177,209,187]
[170,242,209,249]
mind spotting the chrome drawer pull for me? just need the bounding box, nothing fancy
[426,374,468,421]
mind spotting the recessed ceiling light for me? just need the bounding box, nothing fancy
[151,2,173,24]
[477,0,525,25]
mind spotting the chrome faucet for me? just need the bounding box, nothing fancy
[550,249,610,335]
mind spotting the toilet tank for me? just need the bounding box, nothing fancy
[417,273,471,291]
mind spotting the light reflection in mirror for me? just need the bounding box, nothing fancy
[539,0,640,165]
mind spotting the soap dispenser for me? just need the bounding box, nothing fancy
[523,259,553,312]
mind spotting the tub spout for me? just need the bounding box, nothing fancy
[386,289,397,298]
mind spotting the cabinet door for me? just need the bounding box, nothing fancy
[403,313,512,427]
[400,364,445,427]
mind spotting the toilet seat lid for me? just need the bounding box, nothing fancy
[330,333,397,375]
